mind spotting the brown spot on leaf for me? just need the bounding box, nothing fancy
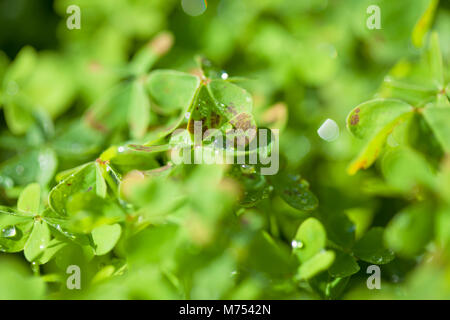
[226,104,238,116]
[96,158,110,165]
[350,114,360,126]
[210,112,221,128]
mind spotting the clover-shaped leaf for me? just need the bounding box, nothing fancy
[0,183,66,263]
[354,227,394,265]
[297,250,335,280]
[91,223,122,256]
[347,99,414,175]
[385,203,433,258]
[293,218,326,263]
[271,173,318,211]
[328,251,360,278]
[422,107,450,153]
[146,70,201,114]
[17,182,40,215]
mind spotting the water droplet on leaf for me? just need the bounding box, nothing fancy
[317,118,339,142]
[291,240,304,249]
[1,225,16,238]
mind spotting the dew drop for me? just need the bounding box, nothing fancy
[181,0,207,16]
[1,225,16,238]
[291,240,304,249]
[240,164,255,174]
[317,118,339,142]
[220,71,229,80]
[31,261,39,274]
[118,146,125,153]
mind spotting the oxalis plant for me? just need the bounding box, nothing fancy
[0,24,448,299]
[0,32,319,299]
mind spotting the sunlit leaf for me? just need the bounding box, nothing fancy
[24,220,51,262]
[17,183,40,215]
[91,223,122,255]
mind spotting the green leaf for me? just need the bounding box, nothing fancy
[347,99,413,174]
[3,100,34,135]
[319,211,356,249]
[128,80,150,139]
[427,32,444,87]
[65,192,125,233]
[228,165,272,207]
[49,162,96,216]
[35,238,67,265]
[95,161,107,198]
[36,147,58,186]
[3,46,37,84]
[271,173,318,211]
[100,144,168,173]
[0,148,57,188]
[297,250,335,280]
[85,83,133,133]
[422,107,450,153]
[328,251,360,278]
[347,99,414,141]
[208,79,253,114]
[52,121,104,160]
[293,218,326,263]
[187,80,256,138]
[385,204,433,258]
[0,259,45,299]
[17,183,41,215]
[19,53,75,118]
[0,219,33,253]
[382,147,436,193]
[354,228,395,264]
[146,70,201,113]
[309,274,350,300]
[91,223,122,255]
[412,0,439,48]
[24,220,51,262]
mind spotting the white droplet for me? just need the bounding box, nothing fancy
[317,119,339,142]
[220,72,229,80]
[118,146,125,153]
[185,112,191,119]
[1,225,16,238]
[181,0,207,16]
[291,240,303,249]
